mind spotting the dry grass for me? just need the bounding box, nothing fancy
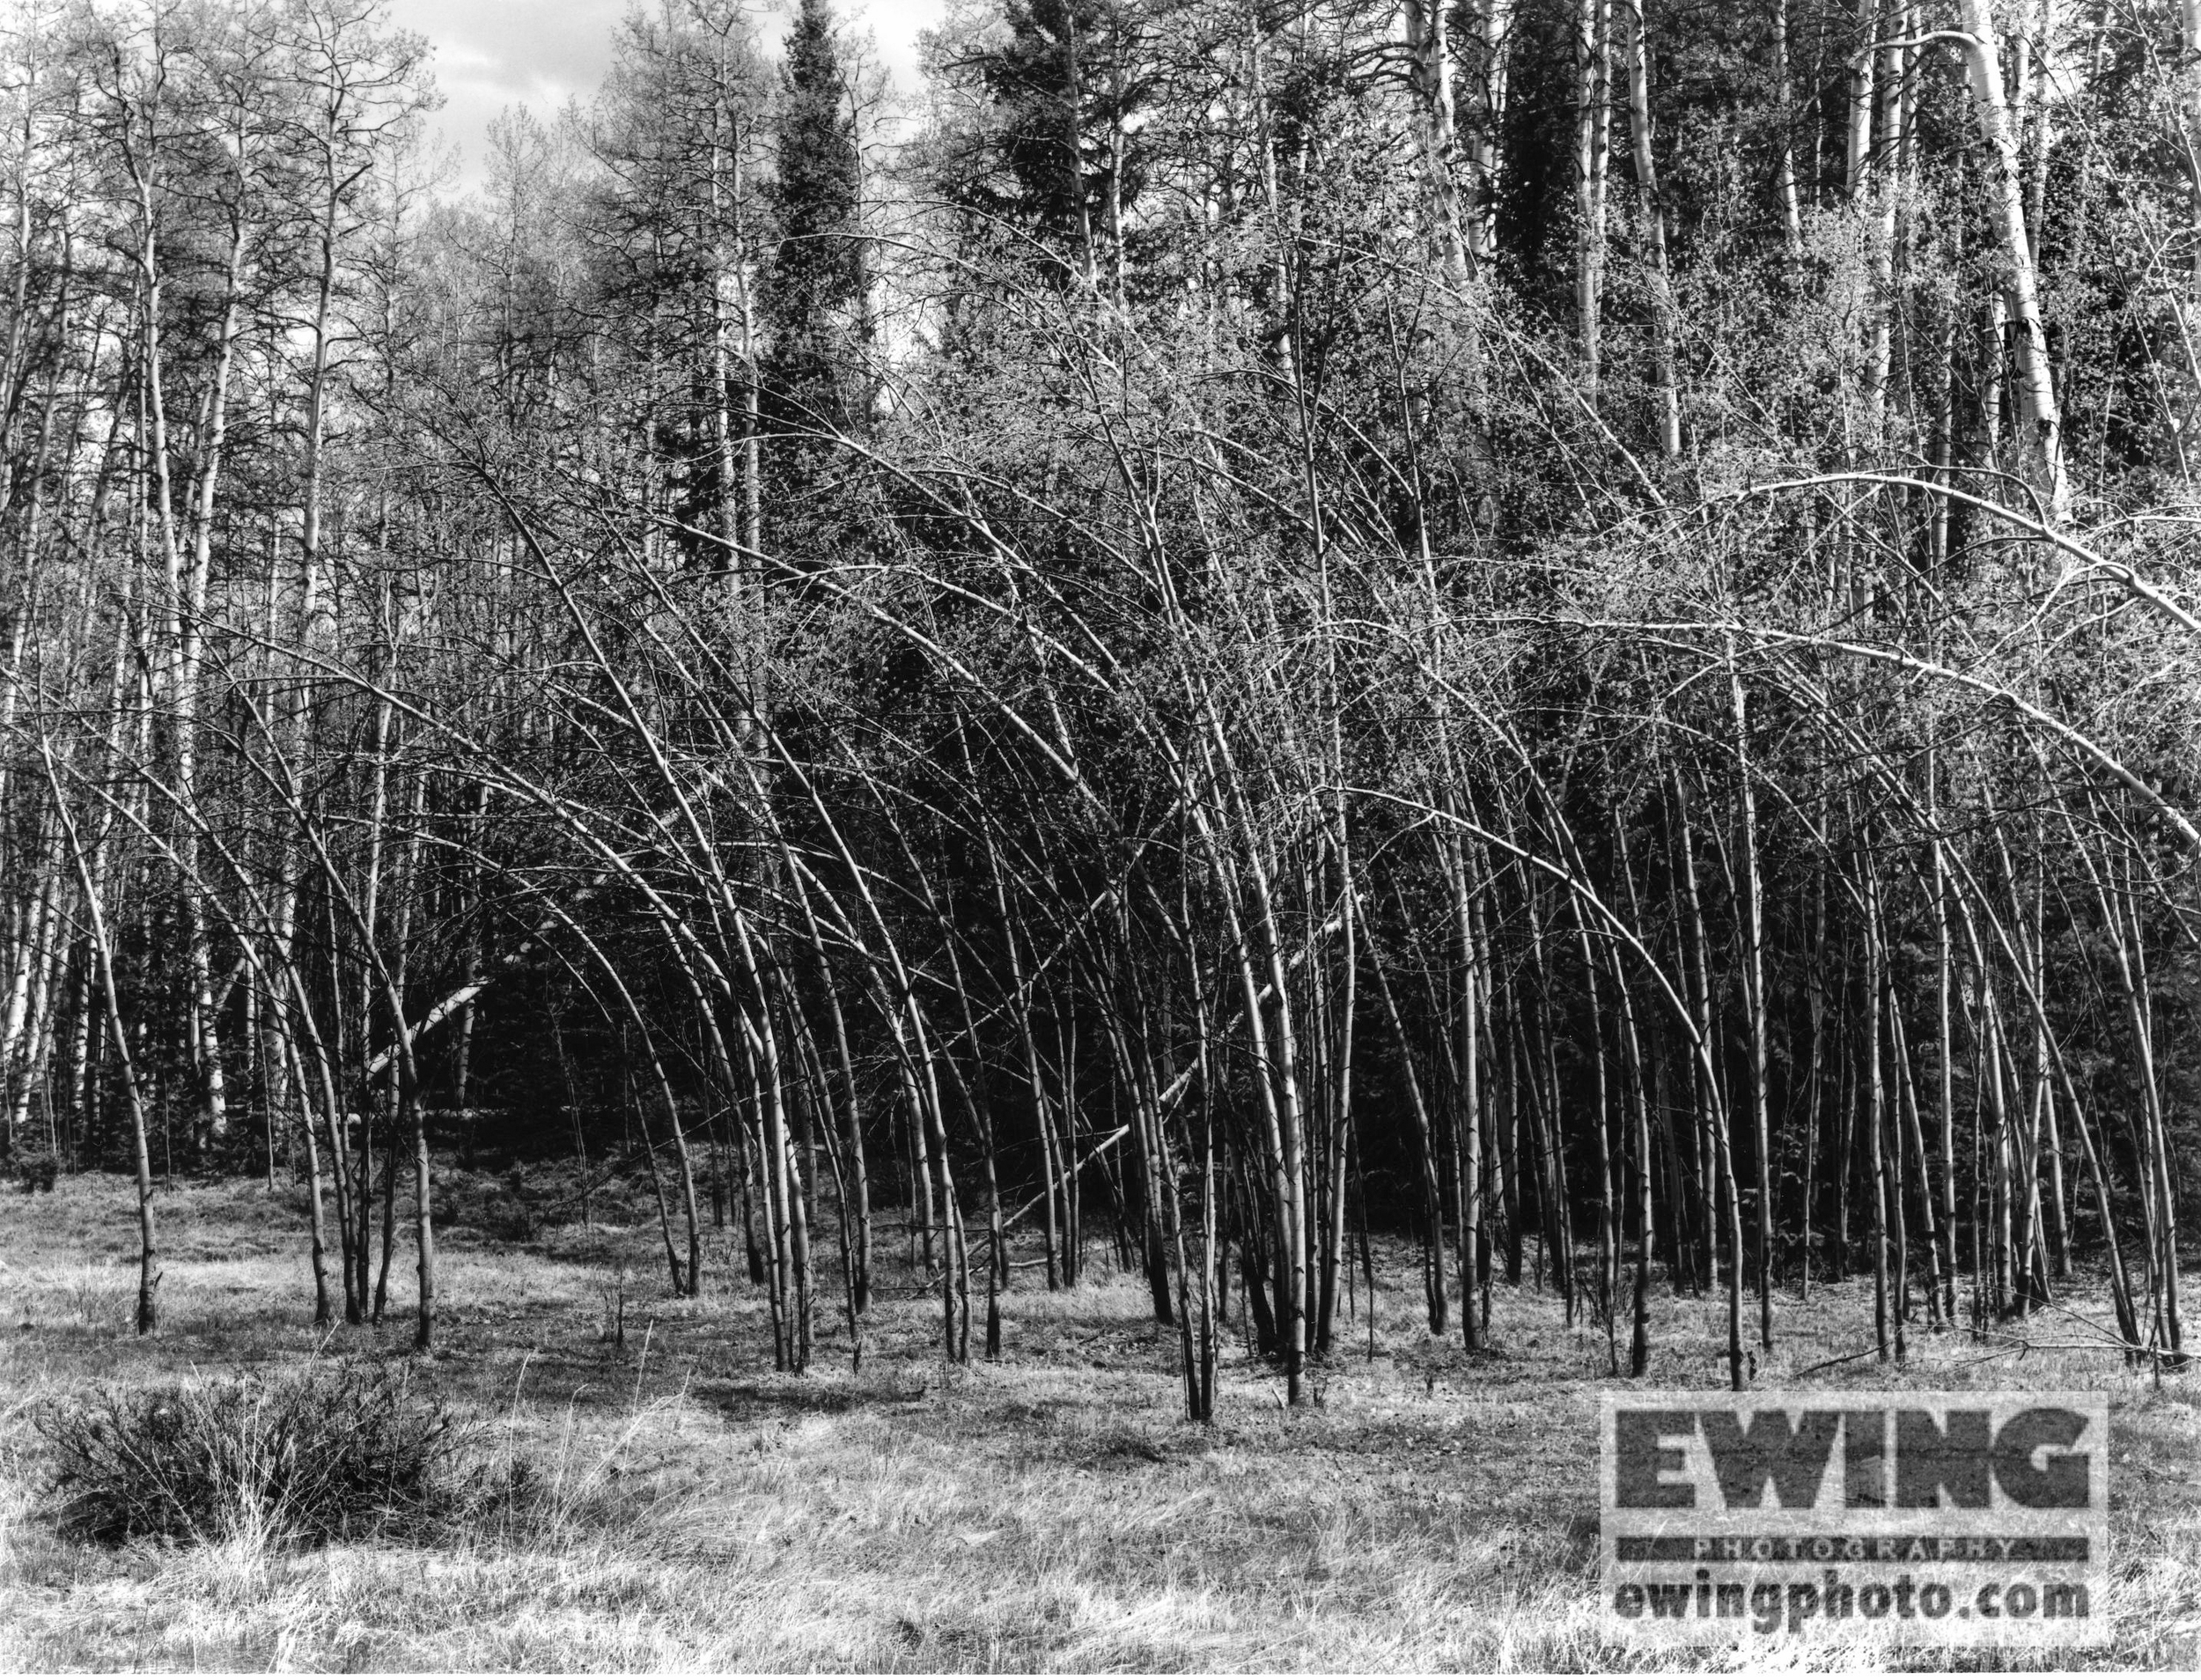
[2,1172,2197,1670]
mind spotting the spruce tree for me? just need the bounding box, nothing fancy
[963,0,1147,282]
[764,0,863,475]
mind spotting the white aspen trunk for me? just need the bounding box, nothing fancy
[1955,0,2068,516]
[1774,0,1804,258]
[121,92,215,1164]
[268,110,344,1228]
[1846,0,1877,198]
[1464,0,1512,267]
[1576,0,1611,390]
[2176,0,2201,464]
[0,45,37,428]
[1065,7,1101,290]
[1405,0,1470,284]
[1106,69,1129,306]
[1981,290,2007,453]
[1246,12,1298,383]
[732,147,762,561]
[1621,0,1680,454]
[0,864,57,1131]
[2024,0,2057,239]
[710,79,743,566]
[6,868,66,1145]
[0,251,66,830]
[1863,12,1906,446]
[174,210,248,1150]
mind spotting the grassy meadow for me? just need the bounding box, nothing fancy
[1,1170,2197,1671]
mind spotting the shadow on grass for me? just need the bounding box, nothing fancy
[696,1370,931,1427]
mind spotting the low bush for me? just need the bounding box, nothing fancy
[37,1359,489,1548]
[11,1146,58,1193]
[438,1158,662,1238]
[438,1166,538,1241]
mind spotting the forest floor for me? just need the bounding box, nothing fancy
[1,1170,2197,1672]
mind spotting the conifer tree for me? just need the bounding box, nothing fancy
[763,0,863,460]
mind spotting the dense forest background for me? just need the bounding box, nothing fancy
[3,0,2198,1413]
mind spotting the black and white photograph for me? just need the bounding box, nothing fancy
[0,0,2196,1668]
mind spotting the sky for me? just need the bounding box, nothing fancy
[382,0,947,193]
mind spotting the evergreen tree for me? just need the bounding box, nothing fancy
[929,0,1148,286]
[763,0,865,482]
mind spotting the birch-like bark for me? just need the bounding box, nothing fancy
[1620,0,1680,453]
[1576,0,1611,390]
[1404,0,1469,284]
[1955,0,2068,515]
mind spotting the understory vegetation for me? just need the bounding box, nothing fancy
[36,1359,482,1548]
